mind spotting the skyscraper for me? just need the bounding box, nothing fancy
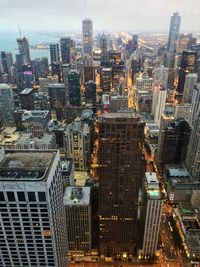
[185,112,200,181]
[68,70,81,106]
[60,38,76,65]
[189,83,200,126]
[167,12,181,68]
[176,50,197,103]
[100,33,108,66]
[50,43,60,64]
[183,73,198,103]
[97,112,146,256]
[0,83,15,127]
[0,148,67,267]
[0,51,14,82]
[82,19,93,65]
[17,36,31,65]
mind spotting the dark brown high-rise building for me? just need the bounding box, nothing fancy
[97,112,146,257]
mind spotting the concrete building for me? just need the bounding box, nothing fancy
[191,190,200,210]
[136,76,153,91]
[0,83,15,127]
[186,112,200,181]
[100,33,108,66]
[0,147,67,267]
[64,187,91,255]
[19,88,35,110]
[174,104,191,121]
[60,157,74,188]
[0,128,20,149]
[164,165,198,203]
[100,68,112,93]
[110,95,128,112]
[153,66,169,89]
[64,118,90,171]
[139,172,164,257]
[21,110,51,138]
[84,81,96,107]
[15,133,56,150]
[97,112,146,256]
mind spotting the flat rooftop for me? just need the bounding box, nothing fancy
[98,112,141,121]
[168,167,190,178]
[178,203,196,216]
[20,88,34,95]
[63,187,91,206]
[22,110,50,120]
[0,150,56,181]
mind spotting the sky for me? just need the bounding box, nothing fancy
[0,0,200,33]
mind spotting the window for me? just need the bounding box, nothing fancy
[0,192,5,201]
[7,192,15,202]
[38,192,46,202]
[17,192,26,202]
[28,192,36,202]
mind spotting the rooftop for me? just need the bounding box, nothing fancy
[0,149,56,181]
[20,88,34,95]
[178,203,196,216]
[98,111,142,121]
[22,110,50,121]
[0,83,11,90]
[63,187,91,206]
[48,83,65,89]
[168,166,190,178]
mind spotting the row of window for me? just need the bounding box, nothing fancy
[0,191,46,202]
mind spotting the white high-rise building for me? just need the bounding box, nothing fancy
[183,73,198,104]
[0,83,15,127]
[152,85,167,127]
[139,172,164,257]
[0,148,67,267]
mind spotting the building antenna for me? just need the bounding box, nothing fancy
[18,24,22,38]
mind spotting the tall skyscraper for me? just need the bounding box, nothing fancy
[157,118,191,169]
[183,73,198,103]
[176,50,197,103]
[167,12,181,68]
[17,36,31,65]
[60,38,76,65]
[68,70,81,106]
[153,85,167,128]
[0,83,15,127]
[185,112,200,181]
[139,172,164,257]
[100,33,108,66]
[0,51,14,82]
[0,148,67,267]
[189,83,200,126]
[97,112,146,256]
[50,43,60,64]
[82,19,93,65]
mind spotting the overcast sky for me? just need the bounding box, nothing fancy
[1,0,200,33]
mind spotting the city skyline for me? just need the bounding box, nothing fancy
[0,0,200,32]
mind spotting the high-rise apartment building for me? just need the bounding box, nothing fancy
[0,83,15,127]
[167,12,181,68]
[97,112,146,256]
[17,36,31,65]
[64,118,90,171]
[185,112,200,181]
[50,43,60,64]
[139,172,164,257]
[64,187,91,255]
[82,19,93,65]
[153,85,167,128]
[0,147,67,267]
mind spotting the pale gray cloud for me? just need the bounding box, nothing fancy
[0,0,200,32]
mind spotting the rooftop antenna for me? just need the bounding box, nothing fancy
[18,24,22,38]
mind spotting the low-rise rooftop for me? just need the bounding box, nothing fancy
[63,187,91,206]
